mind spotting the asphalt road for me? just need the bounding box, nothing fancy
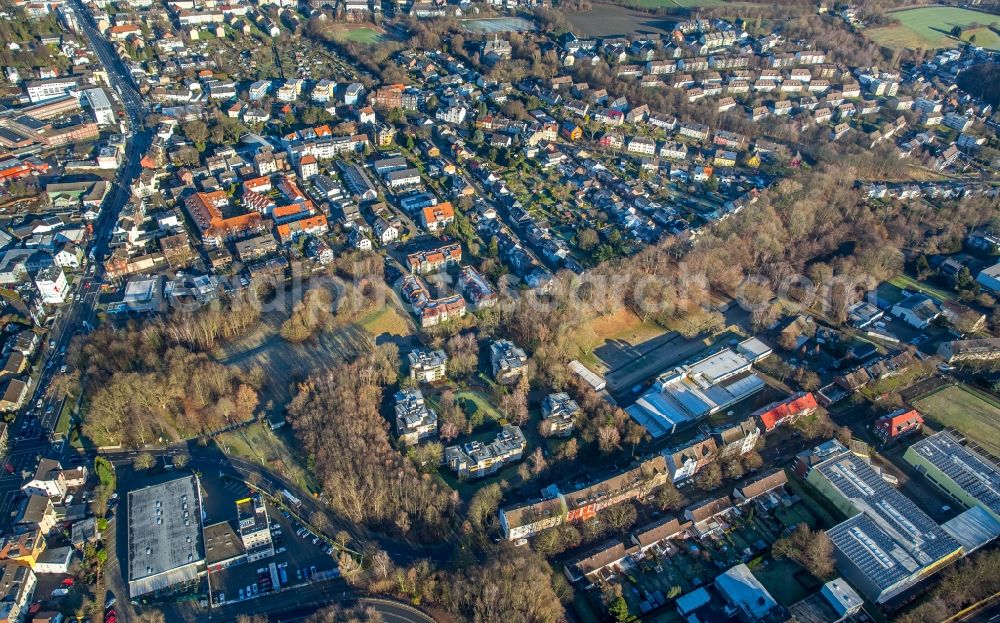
[961,599,1000,623]
[204,582,435,623]
[94,443,449,567]
[0,0,153,535]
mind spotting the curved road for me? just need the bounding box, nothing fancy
[95,443,450,566]
[214,596,436,623]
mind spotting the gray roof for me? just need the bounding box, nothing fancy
[817,452,961,598]
[909,431,1000,517]
[127,476,204,597]
[941,505,1000,553]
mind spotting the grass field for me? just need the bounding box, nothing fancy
[217,422,316,492]
[913,385,1000,456]
[453,390,502,423]
[359,305,413,338]
[330,25,383,44]
[866,7,1000,51]
[888,273,957,302]
[573,307,671,372]
[628,0,727,6]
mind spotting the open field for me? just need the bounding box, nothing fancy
[866,7,1000,51]
[913,384,1000,456]
[216,422,316,492]
[888,273,957,302]
[566,3,677,37]
[328,25,384,44]
[461,17,536,33]
[215,311,372,408]
[630,0,727,6]
[574,307,672,372]
[359,305,413,338]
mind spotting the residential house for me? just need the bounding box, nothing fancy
[712,418,759,459]
[540,392,580,438]
[871,408,923,444]
[663,437,718,483]
[445,426,526,478]
[394,388,438,446]
[754,392,818,433]
[490,340,528,385]
[421,202,455,232]
[407,348,448,383]
[733,469,788,508]
[0,562,36,623]
[683,495,736,538]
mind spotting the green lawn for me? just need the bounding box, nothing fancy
[53,401,73,437]
[453,390,502,423]
[888,274,957,303]
[913,385,1000,456]
[358,305,413,337]
[866,7,1000,51]
[216,423,317,493]
[753,558,818,606]
[628,0,728,6]
[332,26,383,44]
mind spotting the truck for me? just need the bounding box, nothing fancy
[281,489,302,508]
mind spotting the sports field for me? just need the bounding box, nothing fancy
[628,0,728,7]
[912,384,1000,455]
[331,25,384,44]
[866,7,1000,51]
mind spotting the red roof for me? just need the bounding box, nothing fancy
[873,409,923,439]
[755,392,818,432]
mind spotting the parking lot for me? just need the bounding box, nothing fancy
[204,475,339,607]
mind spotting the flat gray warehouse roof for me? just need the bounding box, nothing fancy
[127,475,204,597]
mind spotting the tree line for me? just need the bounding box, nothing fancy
[75,294,264,447]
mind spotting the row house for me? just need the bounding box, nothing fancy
[646,60,677,75]
[677,58,708,72]
[708,55,748,70]
[626,137,657,156]
[717,97,737,112]
[499,455,669,540]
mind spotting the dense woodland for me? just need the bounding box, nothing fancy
[73,291,264,446]
[286,344,459,540]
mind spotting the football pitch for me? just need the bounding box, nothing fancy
[913,384,1000,456]
[866,7,1000,51]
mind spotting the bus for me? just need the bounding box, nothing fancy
[281,489,301,508]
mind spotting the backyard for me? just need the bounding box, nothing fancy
[912,384,1000,456]
[609,498,823,616]
[866,7,1000,51]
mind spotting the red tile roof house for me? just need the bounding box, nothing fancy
[871,408,923,444]
[753,392,818,433]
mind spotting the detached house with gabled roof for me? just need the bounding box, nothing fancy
[754,392,818,433]
[733,469,788,508]
[683,495,736,538]
[871,408,923,444]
